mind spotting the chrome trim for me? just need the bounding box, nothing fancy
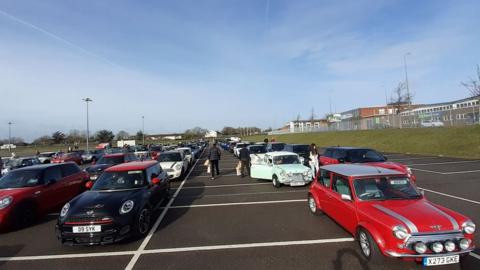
[374,204,418,233]
[385,249,473,258]
[424,203,460,231]
[406,231,464,247]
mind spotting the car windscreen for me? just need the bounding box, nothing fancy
[158,153,182,162]
[0,170,43,188]
[92,170,146,190]
[273,155,300,165]
[150,146,162,151]
[353,177,421,201]
[292,145,310,153]
[271,143,286,151]
[347,149,386,163]
[39,153,55,157]
[6,159,22,167]
[97,156,124,165]
[249,146,266,154]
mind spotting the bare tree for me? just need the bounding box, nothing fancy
[462,64,480,97]
[389,81,414,113]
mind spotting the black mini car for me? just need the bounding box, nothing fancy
[56,161,170,245]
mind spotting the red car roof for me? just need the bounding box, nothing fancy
[103,153,128,157]
[105,161,157,172]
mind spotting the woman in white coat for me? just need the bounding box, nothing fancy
[308,143,319,179]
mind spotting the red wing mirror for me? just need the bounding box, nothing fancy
[85,181,94,189]
[151,177,161,185]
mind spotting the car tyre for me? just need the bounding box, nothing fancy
[134,207,151,238]
[272,175,281,188]
[308,195,322,216]
[13,203,36,229]
[358,228,383,265]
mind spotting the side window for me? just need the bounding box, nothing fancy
[332,175,351,197]
[61,164,80,177]
[44,166,63,182]
[318,169,331,188]
[130,154,138,161]
[324,149,332,158]
[333,150,347,159]
[147,164,161,182]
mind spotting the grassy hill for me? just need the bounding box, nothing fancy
[245,126,480,159]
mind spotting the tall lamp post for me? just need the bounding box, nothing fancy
[404,52,412,127]
[83,98,93,152]
[141,116,145,145]
[8,122,13,153]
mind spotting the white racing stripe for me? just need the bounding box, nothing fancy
[169,199,306,209]
[419,187,480,205]
[124,148,206,270]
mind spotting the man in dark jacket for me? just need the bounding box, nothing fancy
[239,147,250,178]
[208,142,221,180]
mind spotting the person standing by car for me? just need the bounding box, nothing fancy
[207,142,221,180]
[238,146,251,178]
[309,143,319,179]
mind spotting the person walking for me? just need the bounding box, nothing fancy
[207,142,221,180]
[238,146,251,178]
[309,143,320,179]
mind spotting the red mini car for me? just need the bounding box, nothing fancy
[308,164,475,266]
[319,147,416,181]
[0,163,89,231]
[52,152,83,165]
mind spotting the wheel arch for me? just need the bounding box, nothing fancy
[356,222,387,252]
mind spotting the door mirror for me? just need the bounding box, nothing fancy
[85,181,94,189]
[151,177,161,185]
[341,194,352,201]
[337,158,345,163]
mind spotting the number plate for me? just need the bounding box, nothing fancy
[72,225,101,233]
[423,255,459,266]
[290,181,305,187]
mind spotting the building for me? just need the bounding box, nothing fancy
[205,130,218,138]
[284,119,329,133]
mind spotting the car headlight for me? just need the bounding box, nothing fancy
[175,164,182,170]
[431,242,444,253]
[462,221,476,234]
[60,203,70,217]
[0,196,13,209]
[406,167,412,175]
[287,171,293,177]
[414,242,427,254]
[393,225,409,240]
[120,200,135,214]
[459,238,471,250]
[280,170,286,177]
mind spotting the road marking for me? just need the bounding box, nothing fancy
[124,148,205,270]
[0,251,136,262]
[409,160,480,166]
[142,238,355,254]
[389,157,439,161]
[176,182,271,190]
[169,199,306,209]
[412,168,480,175]
[419,187,480,205]
[196,173,238,178]
[177,190,307,199]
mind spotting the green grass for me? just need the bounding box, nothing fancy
[245,126,480,159]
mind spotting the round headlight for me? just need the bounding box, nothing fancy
[459,238,471,250]
[280,170,286,177]
[431,242,444,253]
[444,240,456,252]
[414,242,427,254]
[60,203,70,217]
[120,200,135,214]
[175,164,182,170]
[0,196,13,209]
[462,221,476,235]
[393,225,409,240]
[287,172,293,177]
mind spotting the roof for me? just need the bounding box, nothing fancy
[325,146,372,150]
[106,161,158,172]
[160,151,182,155]
[266,151,299,157]
[13,163,68,171]
[320,164,404,177]
[103,153,128,157]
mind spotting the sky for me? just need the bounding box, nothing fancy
[0,0,479,142]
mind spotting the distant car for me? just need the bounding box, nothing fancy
[283,144,310,166]
[149,145,163,160]
[187,144,201,159]
[266,142,286,152]
[0,163,89,231]
[81,150,104,164]
[85,153,138,181]
[233,143,249,157]
[56,161,170,245]
[52,152,83,165]
[176,147,194,165]
[319,147,415,181]
[308,164,475,266]
[37,152,56,164]
[247,144,267,165]
[1,157,42,175]
[156,151,188,180]
[133,145,150,160]
[250,152,312,187]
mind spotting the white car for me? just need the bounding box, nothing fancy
[233,143,249,157]
[177,147,194,165]
[248,144,267,165]
[37,152,56,164]
[157,151,188,180]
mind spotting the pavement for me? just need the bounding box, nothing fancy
[0,149,479,270]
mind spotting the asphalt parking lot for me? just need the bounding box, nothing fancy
[0,150,479,270]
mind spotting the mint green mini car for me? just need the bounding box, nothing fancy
[250,151,313,187]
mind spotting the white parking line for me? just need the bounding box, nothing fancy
[419,187,480,205]
[389,157,439,161]
[196,174,238,178]
[176,183,271,190]
[177,190,306,199]
[169,199,306,209]
[412,168,480,175]
[125,148,205,270]
[409,160,480,166]
[0,251,135,262]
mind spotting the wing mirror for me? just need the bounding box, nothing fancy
[337,158,345,163]
[85,181,94,189]
[341,194,352,201]
[151,177,161,185]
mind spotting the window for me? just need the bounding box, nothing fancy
[318,169,331,187]
[44,166,63,182]
[323,149,333,158]
[61,163,80,176]
[332,149,347,160]
[146,164,161,183]
[332,175,351,196]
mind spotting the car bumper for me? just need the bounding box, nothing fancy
[385,248,474,258]
[166,170,182,179]
[56,221,132,246]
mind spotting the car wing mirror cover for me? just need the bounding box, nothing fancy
[151,177,161,185]
[341,194,352,201]
[85,181,94,189]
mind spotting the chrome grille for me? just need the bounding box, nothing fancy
[406,231,464,248]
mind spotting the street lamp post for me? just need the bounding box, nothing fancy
[404,52,412,127]
[83,98,93,152]
[8,122,12,153]
[141,116,145,145]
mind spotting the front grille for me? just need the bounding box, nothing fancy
[65,216,113,225]
[406,231,464,248]
[292,173,304,181]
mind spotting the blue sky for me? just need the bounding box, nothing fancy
[0,0,479,141]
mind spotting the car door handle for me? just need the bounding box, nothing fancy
[34,191,41,195]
